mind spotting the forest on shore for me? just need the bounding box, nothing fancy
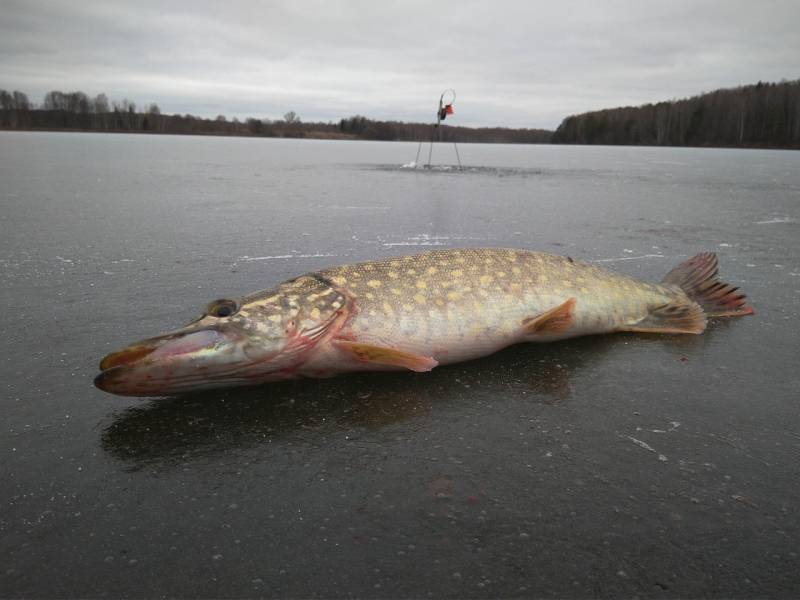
[552,79,800,148]
[0,89,551,144]
[1,79,799,147]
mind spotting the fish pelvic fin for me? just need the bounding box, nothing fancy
[522,298,576,336]
[621,297,707,335]
[661,253,754,317]
[333,340,438,372]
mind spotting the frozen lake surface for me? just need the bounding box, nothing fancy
[1,131,799,597]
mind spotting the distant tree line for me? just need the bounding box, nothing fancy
[0,88,552,143]
[337,115,552,143]
[5,80,798,147]
[552,79,800,148]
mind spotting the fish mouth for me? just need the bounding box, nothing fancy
[95,328,237,396]
[93,365,139,395]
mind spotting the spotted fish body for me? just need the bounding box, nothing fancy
[317,250,674,364]
[95,248,753,396]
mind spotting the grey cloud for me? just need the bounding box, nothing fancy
[1,0,798,128]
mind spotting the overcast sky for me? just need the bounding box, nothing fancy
[1,0,798,129]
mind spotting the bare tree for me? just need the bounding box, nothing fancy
[43,90,66,111]
[94,94,109,113]
[0,89,13,126]
[0,89,12,111]
[13,90,30,110]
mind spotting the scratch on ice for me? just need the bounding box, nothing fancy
[593,254,665,263]
[626,436,668,462]
[755,217,793,225]
[238,253,337,262]
[382,234,495,248]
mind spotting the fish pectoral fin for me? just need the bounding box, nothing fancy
[619,298,706,335]
[522,298,576,336]
[333,340,438,372]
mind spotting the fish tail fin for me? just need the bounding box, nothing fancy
[661,253,754,317]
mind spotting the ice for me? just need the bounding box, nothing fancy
[755,217,793,224]
[238,252,336,262]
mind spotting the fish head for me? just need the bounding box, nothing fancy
[95,275,349,396]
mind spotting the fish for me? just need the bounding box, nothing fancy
[95,249,753,397]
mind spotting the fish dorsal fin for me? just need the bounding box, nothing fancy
[333,340,438,372]
[522,298,576,336]
[620,298,707,335]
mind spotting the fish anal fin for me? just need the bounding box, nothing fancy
[620,298,707,335]
[522,298,576,336]
[333,340,438,372]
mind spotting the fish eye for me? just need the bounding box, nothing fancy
[206,298,239,318]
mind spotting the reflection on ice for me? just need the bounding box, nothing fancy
[100,337,618,468]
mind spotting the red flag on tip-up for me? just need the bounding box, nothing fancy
[445,104,454,115]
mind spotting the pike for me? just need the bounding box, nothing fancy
[95,249,753,397]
